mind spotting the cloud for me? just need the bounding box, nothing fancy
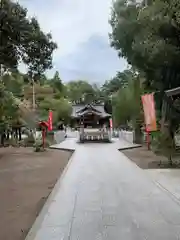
[18,0,127,82]
[55,34,127,82]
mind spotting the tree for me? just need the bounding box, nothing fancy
[113,72,144,143]
[50,71,64,97]
[2,72,24,98]
[66,80,97,104]
[0,81,20,144]
[22,18,57,77]
[0,0,28,72]
[0,0,57,143]
[0,0,57,75]
[39,74,48,86]
[38,98,72,125]
[102,70,132,96]
[109,0,140,67]
[109,0,180,147]
[109,0,180,91]
[102,69,136,115]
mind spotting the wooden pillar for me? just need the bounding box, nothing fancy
[15,128,18,139]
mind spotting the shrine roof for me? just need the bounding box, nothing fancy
[71,103,111,118]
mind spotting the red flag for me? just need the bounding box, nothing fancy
[48,110,53,131]
[109,118,113,128]
[141,93,157,132]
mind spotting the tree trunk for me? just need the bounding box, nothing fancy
[15,128,18,139]
[0,131,5,146]
[6,130,10,140]
[168,153,173,167]
[18,128,22,141]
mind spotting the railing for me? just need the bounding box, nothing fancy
[119,129,148,144]
[79,128,111,142]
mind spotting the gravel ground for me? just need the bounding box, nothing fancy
[0,147,72,240]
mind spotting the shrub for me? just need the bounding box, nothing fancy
[33,135,51,152]
[33,137,43,152]
[23,133,35,147]
[151,130,175,166]
[9,135,19,147]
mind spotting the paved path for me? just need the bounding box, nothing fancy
[26,139,180,240]
[147,169,180,203]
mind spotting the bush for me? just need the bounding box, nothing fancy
[46,131,55,144]
[150,131,161,154]
[33,135,51,152]
[33,138,43,152]
[9,136,19,147]
[22,133,35,147]
[151,130,175,165]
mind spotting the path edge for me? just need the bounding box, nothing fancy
[118,144,142,151]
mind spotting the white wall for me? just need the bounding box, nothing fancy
[119,130,134,143]
[54,131,66,143]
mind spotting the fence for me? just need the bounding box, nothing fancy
[119,130,134,143]
[54,131,66,143]
[119,129,149,145]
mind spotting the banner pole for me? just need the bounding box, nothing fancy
[146,128,150,150]
[42,128,45,149]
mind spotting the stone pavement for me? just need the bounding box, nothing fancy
[147,169,180,203]
[50,138,140,152]
[26,139,180,240]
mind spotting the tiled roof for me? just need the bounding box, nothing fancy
[71,104,111,118]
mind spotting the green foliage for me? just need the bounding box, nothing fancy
[0,81,20,131]
[50,71,64,94]
[9,135,19,147]
[0,0,57,75]
[33,136,44,152]
[2,72,24,98]
[33,135,51,152]
[151,129,175,165]
[109,0,180,146]
[38,97,72,125]
[112,72,143,126]
[111,71,144,143]
[109,0,180,91]
[0,69,73,132]
[102,70,130,96]
[0,0,58,140]
[66,80,99,104]
[22,133,35,147]
[23,18,57,76]
[1,0,27,70]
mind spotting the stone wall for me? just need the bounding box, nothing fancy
[54,131,66,143]
[119,130,134,143]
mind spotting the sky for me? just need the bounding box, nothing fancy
[19,0,127,83]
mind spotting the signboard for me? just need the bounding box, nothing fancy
[141,93,157,132]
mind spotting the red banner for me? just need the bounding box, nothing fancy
[48,110,53,131]
[141,93,157,132]
[109,118,113,128]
